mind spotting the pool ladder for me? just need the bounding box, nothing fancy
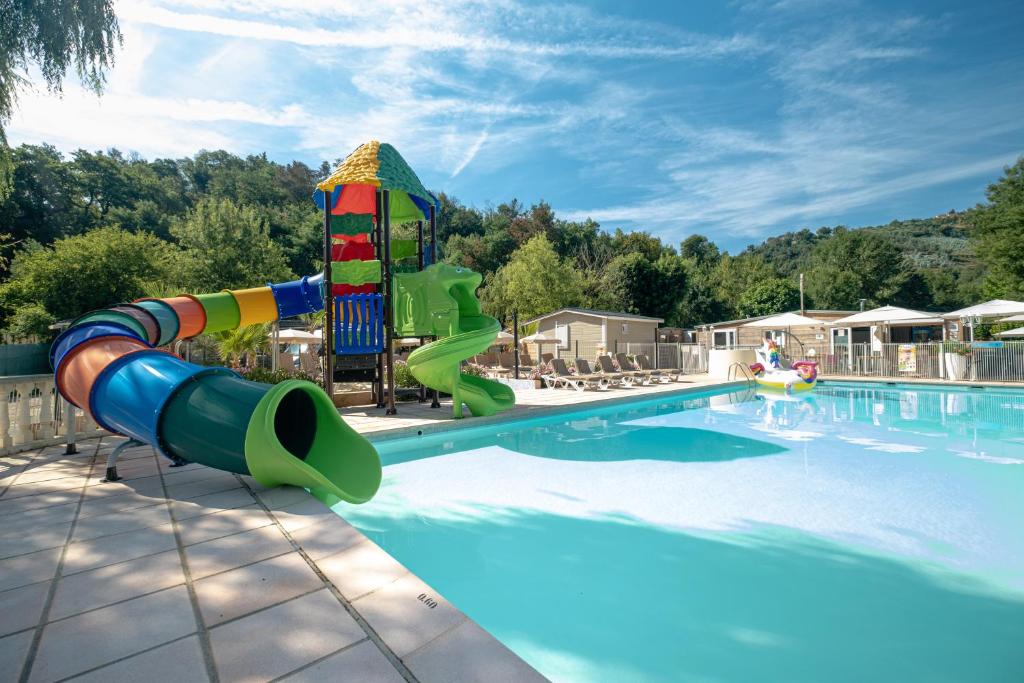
[727,362,756,387]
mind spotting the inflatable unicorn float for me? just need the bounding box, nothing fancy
[749,335,818,394]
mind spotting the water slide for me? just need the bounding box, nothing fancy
[394,264,515,418]
[50,274,381,505]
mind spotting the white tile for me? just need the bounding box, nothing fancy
[404,619,548,683]
[288,516,364,560]
[63,523,178,575]
[352,573,466,658]
[210,589,364,683]
[0,547,61,592]
[194,552,322,626]
[50,549,184,620]
[0,580,50,636]
[177,505,273,546]
[317,541,409,602]
[29,586,196,683]
[279,640,404,683]
[0,630,35,678]
[70,634,210,683]
[185,525,292,579]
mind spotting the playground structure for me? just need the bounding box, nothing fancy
[50,141,514,502]
[314,140,514,419]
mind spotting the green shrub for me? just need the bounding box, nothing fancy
[393,360,419,388]
[239,366,318,384]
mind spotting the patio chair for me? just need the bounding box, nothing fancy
[615,353,664,383]
[596,355,638,387]
[576,359,627,388]
[492,352,516,377]
[278,351,297,371]
[519,351,536,368]
[541,352,555,365]
[542,358,609,391]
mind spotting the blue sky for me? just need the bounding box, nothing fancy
[8,0,1024,251]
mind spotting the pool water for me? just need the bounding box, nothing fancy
[336,382,1024,682]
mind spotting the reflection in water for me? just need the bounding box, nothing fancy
[350,383,1024,683]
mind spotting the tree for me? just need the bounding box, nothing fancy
[737,278,801,318]
[0,1,121,198]
[967,157,1024,299]
[0,227,179,326]
[172,198,294,292]
[804,229,906,309]
[599,252,687,321]
[214,323,269,368]
[480,234,583,322]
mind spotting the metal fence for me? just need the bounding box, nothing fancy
[796,341,1024,383]
[550,341,710,375]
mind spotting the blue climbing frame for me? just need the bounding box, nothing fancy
[335,294,385,355]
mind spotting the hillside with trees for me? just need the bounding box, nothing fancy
[0,144,1020,340]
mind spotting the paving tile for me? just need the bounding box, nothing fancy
[70,502,171,543]
[177,505,274,546]
[1,475,89,500]
[194,552,322,626]
[0,580,51,636]
[272,497,336,532]
[0,500,80,535]
[0,490,81,515]
[170,488,257,522]
[29,586,196,683]
[352,572,466,658]
[404,619,548,683]
[161,465,233,485]
[0,521,72,560]
[63,523,177,575]
[70,634,210,683]
[254,485,310,510]
[13,467,89,486]
[317,541,409,601]
[79,478,165,501]
[210,588,364,683]
[278,640,404,683]
[164,474,241,501]
[78,489,165,519]
[0,547,62,592]
[185,524,293,579]
[288,516,364,560]
[50,549,184,620]
[0,630,35,678]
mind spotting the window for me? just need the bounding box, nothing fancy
[554,322,569,349]
[621,323,629,334]
[712,329,736,348]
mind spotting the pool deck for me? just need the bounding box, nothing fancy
[0,375,736,683]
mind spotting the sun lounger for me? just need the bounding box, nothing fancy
[576,359,627,388]
[636,354,681,381]
[616,353,663,383]
[596,355,638,386]
[542,358,609,391]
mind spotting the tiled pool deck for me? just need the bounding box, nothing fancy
[0,376,737,682]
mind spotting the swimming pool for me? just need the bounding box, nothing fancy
[336,382,1024,682]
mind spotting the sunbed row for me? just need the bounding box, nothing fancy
[543,354,687,391]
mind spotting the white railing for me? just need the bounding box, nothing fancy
[0,374,106,456]
[792,342,1024,384]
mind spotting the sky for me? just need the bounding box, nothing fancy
[7,0,1024,251]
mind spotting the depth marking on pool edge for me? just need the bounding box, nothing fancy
[418,593,438,609]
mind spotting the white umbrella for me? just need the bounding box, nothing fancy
[521,332,557,343]
[943,299,1024,320]
[999,313,1024,323]
[832,306,942,326]
[274,328,321,342]
[495,330,514,343]
[996,326,1024,337]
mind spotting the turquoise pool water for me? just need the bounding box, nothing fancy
[336,382,1024,682]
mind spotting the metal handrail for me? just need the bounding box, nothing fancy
[727,361,755,387]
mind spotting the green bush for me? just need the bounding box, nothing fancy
[239,366,318,384]
[393,360,419,388]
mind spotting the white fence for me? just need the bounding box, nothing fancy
[0,374,106,457]
[796,341,1024,383]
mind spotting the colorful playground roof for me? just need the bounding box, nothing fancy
[313,140,438,224]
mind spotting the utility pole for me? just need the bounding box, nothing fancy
[799,273,805,315]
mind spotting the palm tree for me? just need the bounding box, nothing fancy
[214,323,270,368]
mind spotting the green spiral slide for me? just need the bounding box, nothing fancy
[394,264,516,418]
